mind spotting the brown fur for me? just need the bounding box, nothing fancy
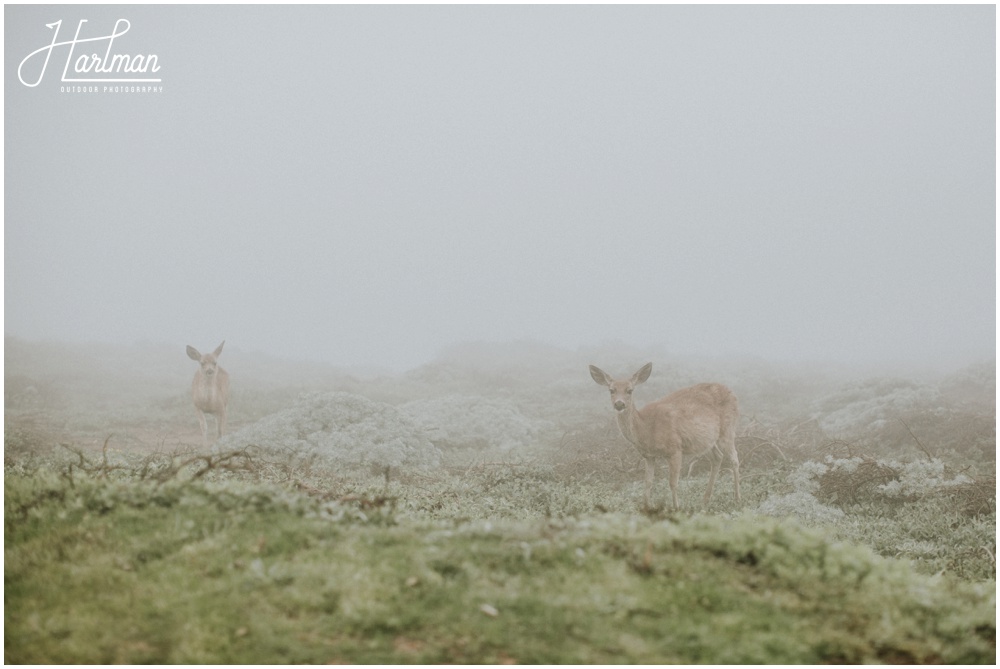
[590,362,741,510]
[186,341,230,442]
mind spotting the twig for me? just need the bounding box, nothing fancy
[293,480,340,501]
[182,449,255,479]
[896,418,935,460]
[742,437,788,462]
[98,435,115,478]
[337,494,397,510]
[59,442,86,487]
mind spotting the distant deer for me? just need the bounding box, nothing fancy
[589,362,741,510]
[186,341,230,442]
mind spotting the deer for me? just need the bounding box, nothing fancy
[186,341,230,442]
[589,362,741,510]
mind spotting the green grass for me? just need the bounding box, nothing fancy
[5,341,994,662]
[5,471,995,664]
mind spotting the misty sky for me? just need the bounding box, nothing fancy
[5,4,996,372]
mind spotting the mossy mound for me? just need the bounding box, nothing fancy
[6,472,994,664]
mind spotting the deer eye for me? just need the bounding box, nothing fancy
[626,388,633,394]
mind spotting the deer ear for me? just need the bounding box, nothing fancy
[213,341,225,358]
[186,345,201,361]
[632,362,652,385]
[589,365,612,387]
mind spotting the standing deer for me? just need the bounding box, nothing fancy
[186,341,230,442]
[589,362,741,510]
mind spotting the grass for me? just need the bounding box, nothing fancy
[4,341,995,662]
[5,469,995,664]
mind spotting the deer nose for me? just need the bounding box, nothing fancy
[614,400,626,412]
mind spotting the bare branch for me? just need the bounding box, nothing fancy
[896,417,936,460]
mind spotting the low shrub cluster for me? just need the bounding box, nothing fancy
[544,420,645,487]
[753,454,996,580]
[216,391,442,472]
[812,378,941,437]
[399,394,555,463]
[788,455,987,513]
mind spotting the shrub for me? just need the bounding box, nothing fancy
[940,360,996,412]
[874,459,972,499]
[399,395,554,456]
[875,409,995,462]
[733,417,828,471]
[217,391,441,472]
[812,378,941,437]
[755,491,846,524]
[757,455,996,579]
[545,421,644,487]
[786,455,975,509]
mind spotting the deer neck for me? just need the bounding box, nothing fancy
[197,370,220,401]
[615,403,647,448]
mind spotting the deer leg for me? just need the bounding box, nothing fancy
[704,447,723,506]
[643,458,655,510]
[729,447,741,503]
[719,421,741,503]
[668,450,682,510]
[195,408,208,442]
[217,408,227,439]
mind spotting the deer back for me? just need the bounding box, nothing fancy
[639,383,738,457]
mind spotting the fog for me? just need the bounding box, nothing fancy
[5,4,995,374]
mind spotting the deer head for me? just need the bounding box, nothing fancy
[187,340,225,378]
[589,362,652,413]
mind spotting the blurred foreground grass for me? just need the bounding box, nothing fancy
[5,471,994,664]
